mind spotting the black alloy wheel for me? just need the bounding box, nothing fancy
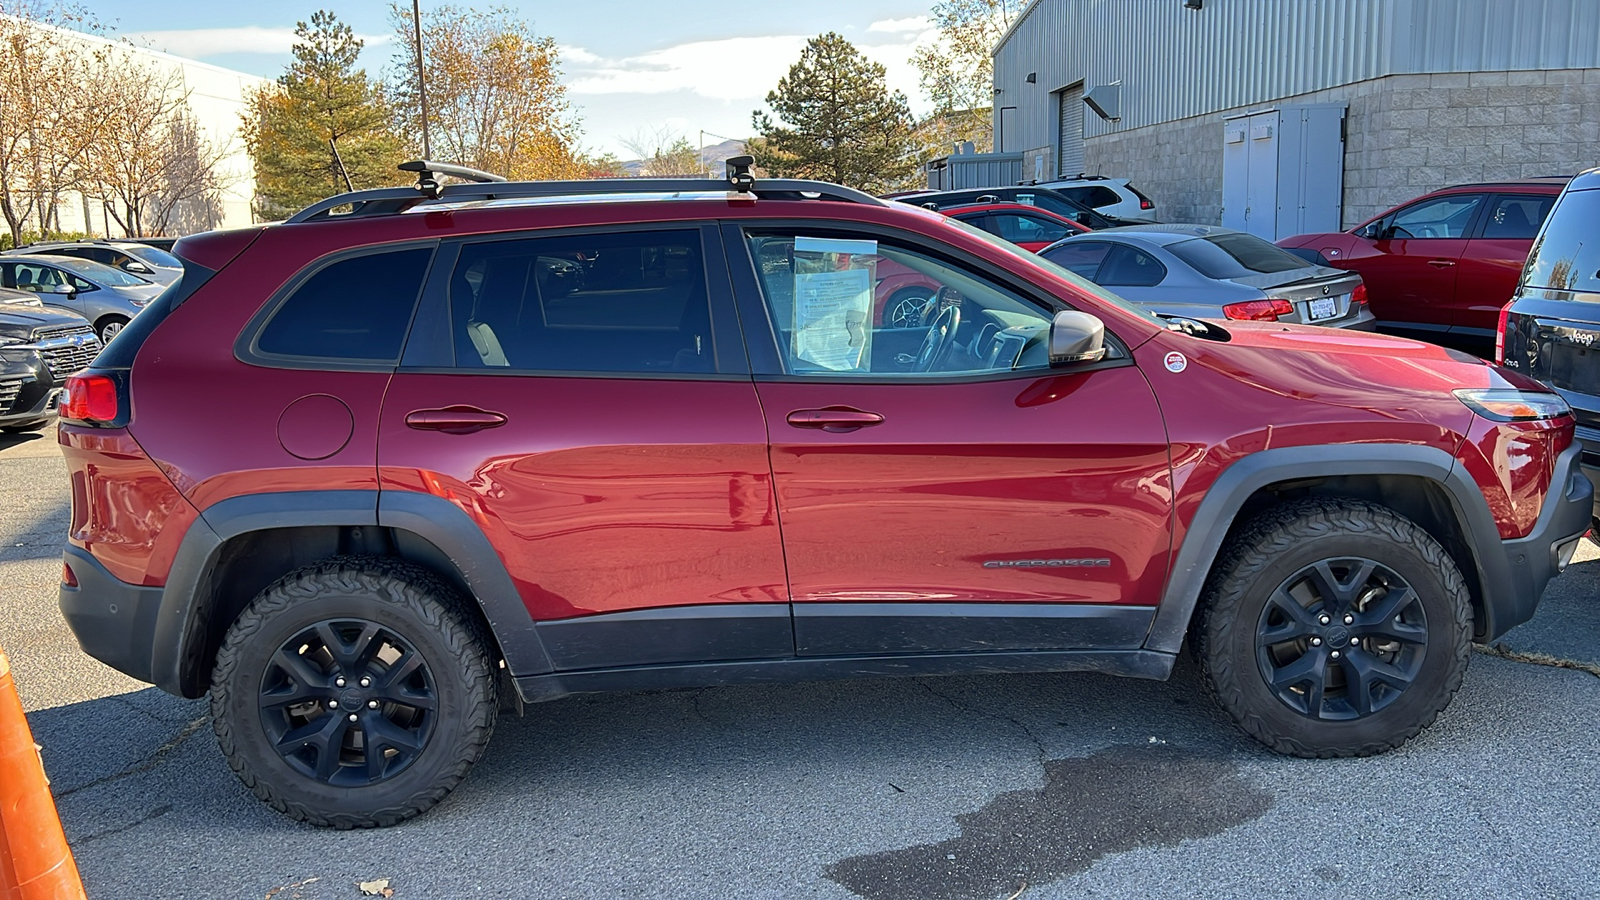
[1255,558,1427,720]
[259,619,437,787]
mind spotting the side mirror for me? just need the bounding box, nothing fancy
[125,262,152,274]
[51,283,74,296]
[1359,222,1385,240]
[1048,310,1106,366]
[1076,212,1094,226]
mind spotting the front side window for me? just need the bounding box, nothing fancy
[3,263,65,291]
[255,246,432,362]
[449,229,715,374]
[1482,194,1557,240]
[1387,194,1485,239]
[1096,245,1167,287]
[1039,241,1112,279]
[745,232,1054,378]
[993,213,1071,245]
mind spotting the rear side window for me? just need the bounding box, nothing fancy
[1523,190,1600,294]
[1167,233,1308,279]
[448,229,715,373]
[256,247,432,362]
[1482,194,1557,240]
[1061,185,1121,208]
[1097,245,1166,287]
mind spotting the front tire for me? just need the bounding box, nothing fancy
[96,315,129,342]
[1198,499,1471,758]
[210,557,499,828]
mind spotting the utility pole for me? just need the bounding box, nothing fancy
[413,0,431,160]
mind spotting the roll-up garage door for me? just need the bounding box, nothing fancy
[1058,84,1084,178]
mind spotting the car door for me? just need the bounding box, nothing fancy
[378,223,792,672]
[1343,193,1488,335]
[1459,192,1558,337]
[724,223,1172,657]
[2,262,82,316]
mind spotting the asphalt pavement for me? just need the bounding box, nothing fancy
[4,430,1597,900]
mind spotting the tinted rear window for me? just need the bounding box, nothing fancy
[257,247,432,361]
[1167,233,1309,279]
[1523,190,1600,294]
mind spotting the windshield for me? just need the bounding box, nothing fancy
[941,216,1165,326]
[49,256,152,286]
[123,244,182,268]
[1166,232,1311,279]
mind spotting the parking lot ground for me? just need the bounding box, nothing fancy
[4,431,1598,900]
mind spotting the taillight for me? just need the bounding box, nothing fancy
[1139,199,1154,210]
[1495,302,1514,364]
[1351,283,1368,306]
[1222,299,1294,321]
[62,562,78,587]
[61,373,119,423]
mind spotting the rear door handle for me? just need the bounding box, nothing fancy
[1427,259,1457,268]
[404,406,508,434]
[786,407,885,432]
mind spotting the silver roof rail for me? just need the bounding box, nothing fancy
[285,156,886,224]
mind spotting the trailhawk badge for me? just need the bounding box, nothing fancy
[1164,351,1188,373]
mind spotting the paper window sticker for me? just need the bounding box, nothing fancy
[791,267,874,372]
[794,236,879,256]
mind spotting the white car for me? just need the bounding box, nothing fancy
[1038,175,1158,222]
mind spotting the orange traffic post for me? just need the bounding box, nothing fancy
[0,646,87,900]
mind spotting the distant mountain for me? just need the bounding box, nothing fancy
[620,138,747,177]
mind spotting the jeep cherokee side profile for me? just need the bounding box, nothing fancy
[57,162,1592,827]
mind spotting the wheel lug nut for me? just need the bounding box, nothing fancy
[348,713,358,722]
[1343,614,1354,625]
[1319,615,1331,625]
[359,677,371,688]
[1310,637,1323,646]
[335,677,346,688]
[327,699,339,709]
[1330,650,1341,659]
[368,700,379,709]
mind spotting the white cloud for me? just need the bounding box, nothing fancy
[565,35,811,100]
[127,26,390,58]
[868,16,933,33]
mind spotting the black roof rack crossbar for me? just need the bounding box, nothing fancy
[286,157,886,224]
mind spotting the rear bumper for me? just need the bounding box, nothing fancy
[1482,443,1593,638]
[59,545,164,685]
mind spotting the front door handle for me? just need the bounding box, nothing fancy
[1427,259,1457,268]
[786,407,885,432]
[404,406,507,434]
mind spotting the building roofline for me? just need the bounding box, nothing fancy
[0,14,270,85]
[992,0,1044,58]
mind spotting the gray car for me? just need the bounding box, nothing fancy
[2,239,184,286]
[1039,224,1374,329]
[0,253,164,341]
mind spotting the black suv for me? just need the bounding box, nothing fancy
[0,300,100,432]
[905,186,1141,229]
[1499,165,1600,530]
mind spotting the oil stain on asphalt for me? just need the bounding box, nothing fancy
[826,745,1273,900]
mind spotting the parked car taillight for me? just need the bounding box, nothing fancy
[1495,302,1513,364]
[60,373,119,423]
[1351,283,1368,306]
[1223,299,1294,321]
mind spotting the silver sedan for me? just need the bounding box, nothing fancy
[0,253,164,341]
[1039,225,1374,329]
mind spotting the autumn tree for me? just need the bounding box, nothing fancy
[0,0,107,244]
[84,55,232,236]
[388,4,587,181]
[749,32,918,193]
[622,128,704,177]
[243,11,403,219]
[912,0,1030,151]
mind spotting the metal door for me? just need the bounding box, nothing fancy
[1058,85,1085,177]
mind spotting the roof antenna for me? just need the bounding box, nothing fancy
[725,155,755,192]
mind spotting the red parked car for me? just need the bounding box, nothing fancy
[1278,179,1566,352]
[944,201,1093,252]
[57,160,1590,827]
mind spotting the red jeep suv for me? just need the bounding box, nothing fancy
[57,160,1592,828]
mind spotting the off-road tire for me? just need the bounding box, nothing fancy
[1198,498,1472,758]
[210,556,499,828]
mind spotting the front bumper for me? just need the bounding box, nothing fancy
[1481,442,1593,639]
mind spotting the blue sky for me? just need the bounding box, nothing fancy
[83,0,941,157]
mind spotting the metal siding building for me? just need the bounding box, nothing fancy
[992,0,1600,226]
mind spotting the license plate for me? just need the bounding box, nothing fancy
[1309,297,1338,321]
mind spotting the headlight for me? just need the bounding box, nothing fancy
[128,298,150,308]
[1453,388,1571,422]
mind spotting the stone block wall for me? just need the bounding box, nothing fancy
[1084,69,1600,229]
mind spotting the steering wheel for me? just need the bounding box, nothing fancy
[913,301,961,373]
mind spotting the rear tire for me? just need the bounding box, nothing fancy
[1198,498,1471,758]
[210,557,498,828]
